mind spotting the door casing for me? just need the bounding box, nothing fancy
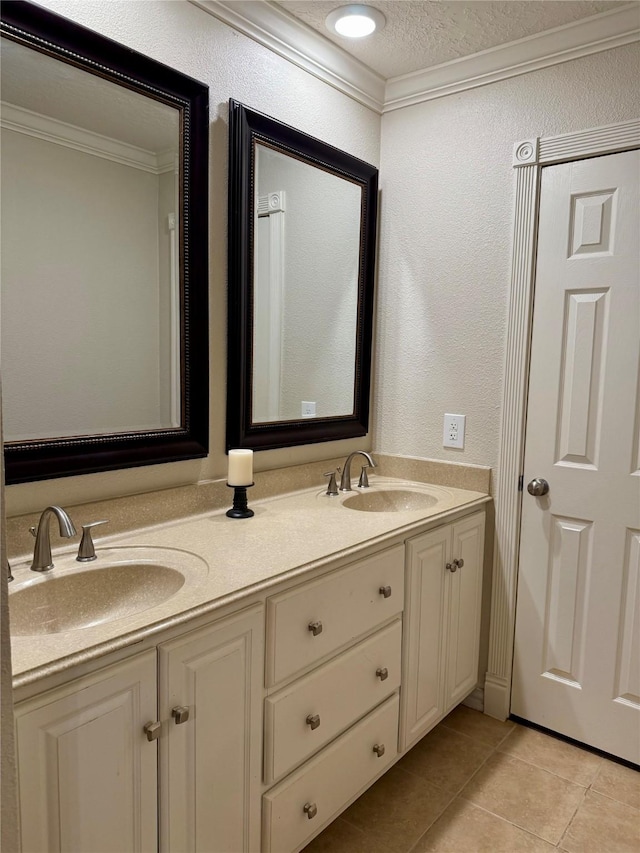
[484,119,640,722]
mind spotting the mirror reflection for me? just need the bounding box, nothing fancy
[253,143,361,424]
[227,100,378,452]
[1,37,181,442]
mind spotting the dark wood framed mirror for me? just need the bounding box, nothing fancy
[1,1,209,484]
[227,100,378,451]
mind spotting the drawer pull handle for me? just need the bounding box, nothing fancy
[373,743,386,758]
[303,802,318,820]
[172,706,190,725]
[379,585,392,598]
[376,667,389,681]
[306,713,321,730]
[308,620,323,636]
[143,720,161,742]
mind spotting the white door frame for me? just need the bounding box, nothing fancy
[484,118,640,722]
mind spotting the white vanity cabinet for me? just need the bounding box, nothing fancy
[12,498,489,853]
[158,604,264,853]
[401,510,485,750]
[14,605,264,853]
[262,544,405,853]
[14,649,158,853]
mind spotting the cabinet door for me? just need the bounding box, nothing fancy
[401,525,449,750]
[159,604,264,853]
[15,650,157,853]
[445,512,485,711]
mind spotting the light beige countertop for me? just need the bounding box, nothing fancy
[9,473,490,687]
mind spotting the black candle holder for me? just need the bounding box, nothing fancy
[226,483,254,518]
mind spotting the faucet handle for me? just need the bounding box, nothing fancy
[77,520,109,562]
[358,465,371,488]
[323,469,339,497]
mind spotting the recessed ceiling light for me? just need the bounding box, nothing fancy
[325,5,386,39]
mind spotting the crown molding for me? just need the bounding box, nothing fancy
[190,1,639,115]
[189,0,385,112]
[1,102,174,174]
[383,4,640,112]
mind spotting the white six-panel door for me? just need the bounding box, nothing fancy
[512,149,640,763]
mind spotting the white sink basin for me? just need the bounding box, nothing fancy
[9,547,207,636]
[342,489,439,512]
[339,483,454,513]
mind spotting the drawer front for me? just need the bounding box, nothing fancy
[262,693,399,853]
[264,620,402,783]
[266,545,404,686]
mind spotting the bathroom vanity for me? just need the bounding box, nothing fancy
[10,478,488,853]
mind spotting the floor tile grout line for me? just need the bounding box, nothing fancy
[404,786,461,853]
[439,718,516,751]
[556,783,589,851]
[586,786,640,813]
[337,765,460,852]
[404,729,510,852]
[493,745,601,789]
[441,796,567,849]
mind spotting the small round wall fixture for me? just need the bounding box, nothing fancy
[325,4,386,38]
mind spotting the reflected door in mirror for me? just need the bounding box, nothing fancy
[253,143,361,424]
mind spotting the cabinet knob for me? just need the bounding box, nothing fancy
[143,720,161,742]
[373,743,385,758]
[379,585,392,598]
[376,667,389,681]
[303,802,318,820]
[308,620,323,636]
[454,558,464,569]
[172,706,190,725]
[446,562,457,573]
[306,713,321,730]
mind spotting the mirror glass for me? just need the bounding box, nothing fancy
[227,101,378,451]
[253,143,361,423]
[1,39,181,441]
[0,2,209,483]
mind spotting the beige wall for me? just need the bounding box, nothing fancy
[374,43,640,473]
[5,0,381,516]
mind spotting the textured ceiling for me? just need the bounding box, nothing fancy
[273,1,627,78]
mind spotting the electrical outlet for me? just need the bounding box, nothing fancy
[301,401,316,418]
[443,413,466,449]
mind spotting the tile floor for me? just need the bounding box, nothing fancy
[302,706,640,853]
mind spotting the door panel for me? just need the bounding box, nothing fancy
[15,650,157,853]
[512,149,640,763]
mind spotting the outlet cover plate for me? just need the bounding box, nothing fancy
[443,413,466,449]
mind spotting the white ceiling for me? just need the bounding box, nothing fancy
[274,1,627,78]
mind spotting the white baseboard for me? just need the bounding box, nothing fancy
[462,687,484,713]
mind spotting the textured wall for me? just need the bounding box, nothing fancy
[374,43,640,472]
[5,0,380,515]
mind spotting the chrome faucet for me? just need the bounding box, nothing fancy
[30,506,77,572]
[339,451,376,492]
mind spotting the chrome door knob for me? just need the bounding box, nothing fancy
[527,478,550,497]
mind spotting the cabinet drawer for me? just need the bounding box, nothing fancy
[262,693,399,853]
[264,620,402,783]
[266,545,404,686]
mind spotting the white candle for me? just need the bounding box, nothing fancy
[228,449,253,486]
